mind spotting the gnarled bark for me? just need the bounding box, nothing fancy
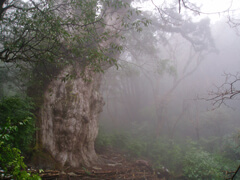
[39,66,104,167]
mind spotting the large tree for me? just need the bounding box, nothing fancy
[0,0,148,168]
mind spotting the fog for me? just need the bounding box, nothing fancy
[100,18,240,132]
[1,0,240,178]
[97,1,240,175]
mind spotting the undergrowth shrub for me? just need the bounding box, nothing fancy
[148,138,183,174]
[111,132,130,149]
[95,130,130,150]
[96,129,239,179]
[0,143,40,179]
[96,130,183,173]
[183,141,223,180]
[0,96,40,179]
[222,130,240,160]
[127,139,147,157]
[0,96,36,154]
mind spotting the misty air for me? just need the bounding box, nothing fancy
[1,0,240,179]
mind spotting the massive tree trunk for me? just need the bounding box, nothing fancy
[37,0,133,168]
[39,66,104,167]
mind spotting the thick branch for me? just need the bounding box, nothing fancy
[226,165,240,180]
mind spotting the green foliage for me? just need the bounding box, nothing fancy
[96,130,182,173]
[0,96,36,153]
[157,59,177,77]
[1,0,150,81]
[95,130,130,150]
[0,63,24,98]
[127,139,147,157]
[183,141,223,179]
[119,62,141,77]
[96,128,240,178]
[148,138,182,173]
[199,136,221,153]
[222,130,240,160]
[0,97,40,179]
[213,153,238,174]
[95,130,113,149]
[0,144,40,179]
[110,132,130,149]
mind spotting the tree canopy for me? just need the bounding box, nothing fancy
[0,0,149,78]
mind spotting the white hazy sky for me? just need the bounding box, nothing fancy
[191,0,240,22]
[133,0,240,23]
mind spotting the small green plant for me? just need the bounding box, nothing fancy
[82,167,92,175]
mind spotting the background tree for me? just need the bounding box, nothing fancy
[97,1,240,178]
[175,0,240,109]
[101,1,216,138]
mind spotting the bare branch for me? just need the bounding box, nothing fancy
[180,0,234,15]
[205,72,240,109]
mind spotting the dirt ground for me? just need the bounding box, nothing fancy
[36,148,172,180]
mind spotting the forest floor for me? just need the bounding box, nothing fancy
[35,148,175,180]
